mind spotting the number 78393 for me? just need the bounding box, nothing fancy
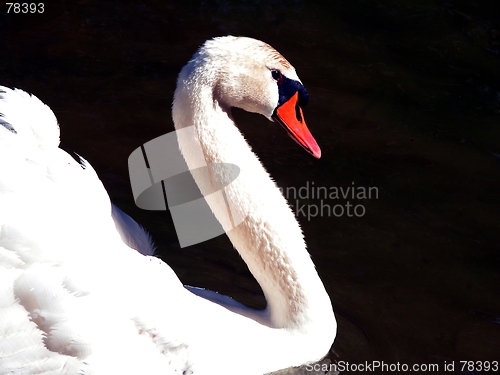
[6,3,44,13]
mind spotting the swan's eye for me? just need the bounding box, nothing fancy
[271,70,282,81]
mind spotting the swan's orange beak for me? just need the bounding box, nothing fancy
[272,92,321,159]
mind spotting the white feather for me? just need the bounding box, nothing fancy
[0,36,335,375]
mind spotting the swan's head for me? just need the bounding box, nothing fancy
[178,36,321,158]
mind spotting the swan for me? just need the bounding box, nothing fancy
[0,36,336,375]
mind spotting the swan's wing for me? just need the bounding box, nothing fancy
[0,86,197,374]
[185,285,251,311]
[0,86,89,374]
[0,268,88,375]
[0,86,60,151]
[111,204,156,256]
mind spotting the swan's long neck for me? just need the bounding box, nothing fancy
[172,65,333,332]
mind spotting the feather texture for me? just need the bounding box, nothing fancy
[0,36,335,375]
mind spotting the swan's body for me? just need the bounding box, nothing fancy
[0,36,335,374]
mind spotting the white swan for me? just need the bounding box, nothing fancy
[0,36,335,375]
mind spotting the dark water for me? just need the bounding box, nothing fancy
[1,1,499,373]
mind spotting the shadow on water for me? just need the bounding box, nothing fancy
[1,0,499,373]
